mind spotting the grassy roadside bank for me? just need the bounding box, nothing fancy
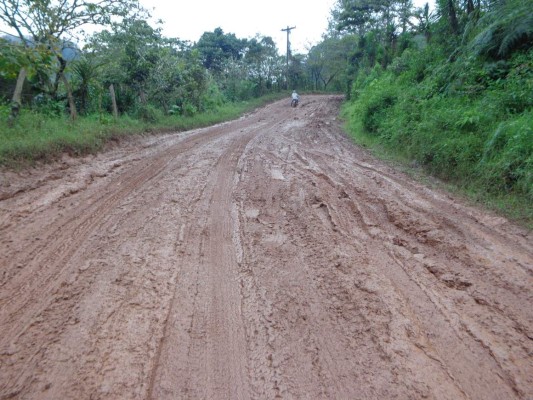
[0,92,286,168]
[339,39,532,229]
[341,103,533,228]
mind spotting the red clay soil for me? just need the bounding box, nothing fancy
[0,96,531,399]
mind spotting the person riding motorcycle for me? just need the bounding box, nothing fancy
[291,90,299,107]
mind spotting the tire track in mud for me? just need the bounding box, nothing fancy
[286,127,533,397]
[1,157,167,321]
[0,151,186,398]
[0,111,273,398]
[0,96,531,399]
[235,150,430,397]
[232,97,532,399]
[147,107,292,399]
[0,118,259,318]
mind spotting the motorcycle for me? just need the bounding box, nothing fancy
[291,98,299,108]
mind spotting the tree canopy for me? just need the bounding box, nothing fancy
[196,27,246,73]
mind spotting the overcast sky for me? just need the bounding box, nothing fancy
[143,0,434,52]
[143,0,337,53]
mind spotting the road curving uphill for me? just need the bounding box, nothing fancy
[0,96,531,399]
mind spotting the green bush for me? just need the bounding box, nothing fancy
[32,95,65,117]
[0,103,9,119]
[201,80,226,112]
[352,75,398,135]
[181,102,198,117]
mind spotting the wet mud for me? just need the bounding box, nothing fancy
[0,96,531,399]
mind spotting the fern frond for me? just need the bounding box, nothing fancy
[469,0,533,59]
[498,14,533,56]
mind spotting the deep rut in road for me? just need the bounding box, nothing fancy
[0,96,531,399]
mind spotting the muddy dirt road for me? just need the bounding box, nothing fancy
[0,96,532,399]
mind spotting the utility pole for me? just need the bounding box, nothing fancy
[281,25,296,89]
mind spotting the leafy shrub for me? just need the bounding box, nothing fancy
[32,95,65,117]
[469,0,533,59]
[362,93,396,134]
[98,113,114,125]
[354,75,398,135]
[181,102,198,117]
[168,104,181,115]
[0,103,9,119]
[235,80,256,101]
[201,80,225,112]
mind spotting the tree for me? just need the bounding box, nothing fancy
[244,35,282,95]
[332,0,416,68]
[86,19,194,114]
[0,35,54,97]
[195,28,245,74]
[71,57,101,115]
[436,0,459,35]
[0,34,54,123]
[333,0,396,36]
[0,0,143,120]
[307,35,356,91]
[396,0,413,34]
[178,49,209,114]
[118,19,164,104]
[414,3,436,42]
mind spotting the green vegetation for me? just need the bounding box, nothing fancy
[327,0,533,223]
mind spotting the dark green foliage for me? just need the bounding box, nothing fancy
[478,113,533,196]
[469,0,533,59]
[344,46,532,217]
[338,0,533,220]
[195,28,245,73]
[359,78,397,134]
[32,95,64,117]
[71,57,102,115]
